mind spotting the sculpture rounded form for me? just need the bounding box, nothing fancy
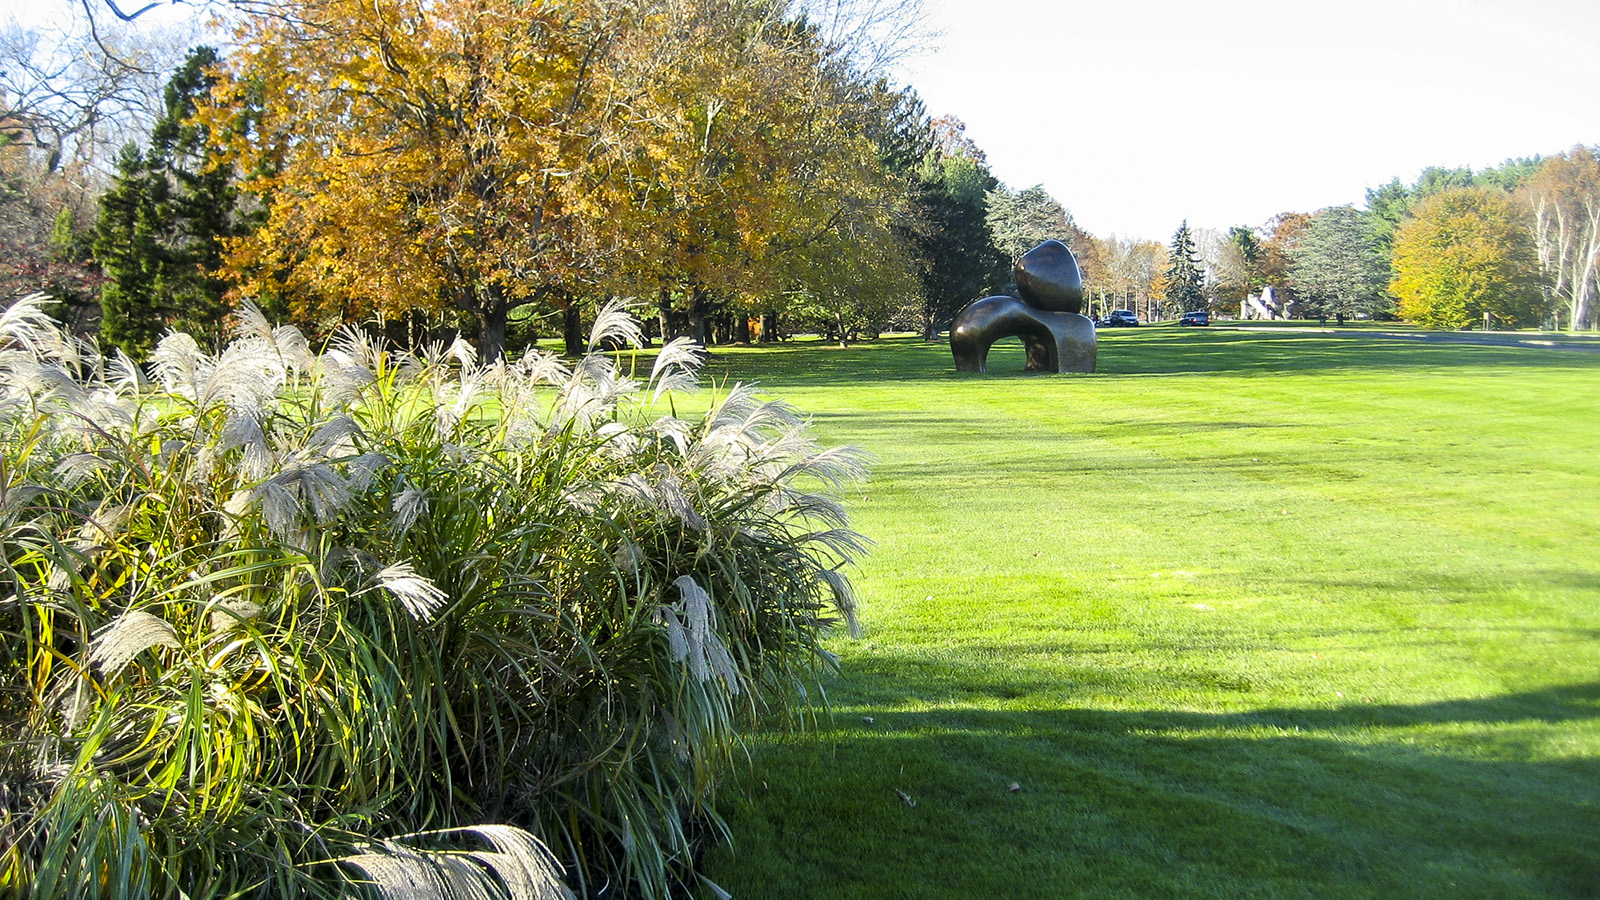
[1015,240,1084,314]
[950,240,1096,374]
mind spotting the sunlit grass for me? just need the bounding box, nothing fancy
[695,327,1600,899]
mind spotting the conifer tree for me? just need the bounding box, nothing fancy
[95,143,170,353]
[95,46,239,355]
[1162,220,1205,316]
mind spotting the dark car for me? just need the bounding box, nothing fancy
[1179,310,1210,326]
[1102,310,1139,327]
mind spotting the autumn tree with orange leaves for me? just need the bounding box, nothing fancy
[606,0,914,345]
[206,0,920,359]
[208,0,650,361]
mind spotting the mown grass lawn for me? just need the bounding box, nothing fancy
[690,324,1600,899]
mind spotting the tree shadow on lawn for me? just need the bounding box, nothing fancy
[710,680,1600,899]
[701,332,1600,389]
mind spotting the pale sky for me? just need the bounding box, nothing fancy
[898,0,1600,241]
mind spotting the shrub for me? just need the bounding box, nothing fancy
[0,294,866,899]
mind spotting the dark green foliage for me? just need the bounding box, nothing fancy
[1211,224,1266,307]
[1365,158,1544,256]
[1162,220,1204,314]
[94,47,241,355]
[95,143,169,352]
[985,184,1089,265]
[1291,206,1392,321]
[909,143,1009,339]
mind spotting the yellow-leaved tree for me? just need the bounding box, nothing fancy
[1391,188,1548,330]
[609,0,916,345]
[209,0,639,360]
[208,0,921,357]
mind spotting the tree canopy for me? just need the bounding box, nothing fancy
[985,184,1088,264]
[1524,145,1600,331]
[1291,206,1390,321]
[1391,188,1547,329]
[205,0,917,360]
[1161,220,1204,314]
[95,46,240,355]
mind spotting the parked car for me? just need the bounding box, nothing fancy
[1102,310,1140,327]
[1178,310,1210,326]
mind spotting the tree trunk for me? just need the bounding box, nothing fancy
[687,285,713,346]
[562,297,584,356]
[658,286,676,341]
[760,312,779,342]
[481,287,509,363]
[734,312,751,343]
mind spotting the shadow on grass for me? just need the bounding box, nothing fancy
[709,682,1600,899]
[698,331,1600,389]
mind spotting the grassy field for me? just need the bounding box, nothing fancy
[686,324,1600,899]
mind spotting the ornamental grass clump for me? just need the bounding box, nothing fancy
[0,294,866,899]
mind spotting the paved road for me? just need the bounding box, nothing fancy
[1222,326,1600,354]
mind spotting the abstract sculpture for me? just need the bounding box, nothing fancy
[951,240,1096,373]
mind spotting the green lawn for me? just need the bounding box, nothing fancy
[690,325,1600,899]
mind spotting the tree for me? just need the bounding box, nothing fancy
[0,6,187,174]
[612,0,915,350]
[1207,224,1264,310]
[0,7,189,316]
[95,46,241,355]
[984,184,1089,265]
[1367,159,1543,259]
[0,127,102,311]
[1290,206,1390,322]
[212,0,920,359]
[927,113,984,164]
[210,0,641,362]
[1161,220,1204,316]
[1259,211,1312,313]
[93,142,165,350]
[909,142,1007,339]
[1524,145,1600,330]
[1088,234,1163,318]
[1391,188,1547,329]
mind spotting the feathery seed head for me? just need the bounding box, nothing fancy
[448,335,478,371]
[149,332,211,398]
[208,596,263,633]
[309,414,365,457]
[587,298,645,352]
[517,350,571,387]
[347,451,391,494]
[54,452,112,486]
[332,324,385,373]
[373,561,448,622]
[91,610,181,676]
[0,293,61,359]
[272,324,316,373]
[231,300,275,344]
[819,568,861,638]
[391,482,427,534]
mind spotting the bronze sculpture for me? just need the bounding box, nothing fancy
[951,239,1096,374]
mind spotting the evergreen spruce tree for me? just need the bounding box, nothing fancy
[96,143,171,354]
[1162,220,1205,316]
[95,46,239,355]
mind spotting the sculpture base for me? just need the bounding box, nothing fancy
[950,296,1096,374]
